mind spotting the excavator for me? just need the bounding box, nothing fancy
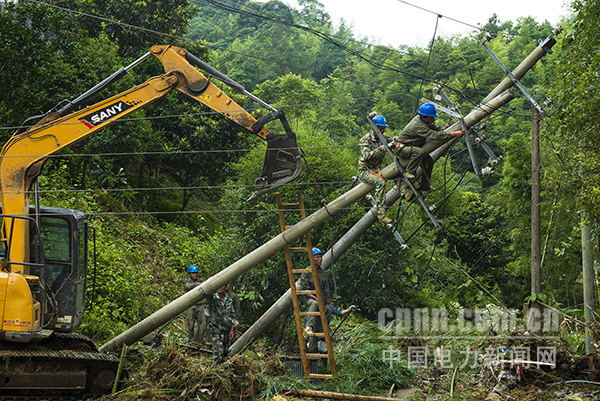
[0,45,302,395]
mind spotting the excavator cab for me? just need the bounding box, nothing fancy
[0,206,89,338]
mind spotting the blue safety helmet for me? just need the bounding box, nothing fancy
[312,247,323,256]
[418,102,438,118]
[372,115,388,127]
[188,264,199,273]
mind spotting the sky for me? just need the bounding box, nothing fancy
[276,0,572,48]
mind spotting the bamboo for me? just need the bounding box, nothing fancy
[112,344,128,394]
[285,388,406,400]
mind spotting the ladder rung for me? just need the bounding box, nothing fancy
[308,373,334,379]
[296,290,317,294]
[300,311,321,316]
[289,247,309,252]
[306,354,331,360]
[292,269,312,274]
[302,332,326,338]
[281,203,300,208]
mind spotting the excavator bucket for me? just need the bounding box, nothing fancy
[249,131,302,201]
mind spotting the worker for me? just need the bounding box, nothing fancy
[184,265,209,343]
[358,114,403,224]
[299,247,331,354]
[395,103,464,198]
[226,284,241,323]
[327,304,356,324]
[207,283,238,365]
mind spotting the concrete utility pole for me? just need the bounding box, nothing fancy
[229,90,515,356]
[582,223,595,352]
[100,179,384,352]
[229,32,558,355]
[529,108,542,334]
[229,185,403,356]
[100,32,557,354]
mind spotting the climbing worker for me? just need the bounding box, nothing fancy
[299,247,331,354]
[184,264,209,343]
[358,114,403,224]
[395,103,464,198]
[207,283,238,365]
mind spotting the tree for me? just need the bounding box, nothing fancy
[0,2,123,135]
[48,0,198,57]
[546,0,600,225]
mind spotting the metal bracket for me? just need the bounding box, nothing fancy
[367,117,443,231]
[425,89,481,178]
[481,41,544,114]
[357,178,408,249]
[470,125,503,171]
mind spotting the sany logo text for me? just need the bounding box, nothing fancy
[79,101,133,128]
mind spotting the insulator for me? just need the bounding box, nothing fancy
[401,244,409,250]
[365,194,373,201]
[473,137,482,145]
[484,32,494,42]
[480,166,494,177]
[480,123,487,130]
[428,205,437,212]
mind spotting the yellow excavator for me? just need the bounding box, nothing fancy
[0,45,301,395]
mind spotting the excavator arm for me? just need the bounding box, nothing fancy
[0,45,301,334]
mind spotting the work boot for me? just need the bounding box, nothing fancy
[404,191,426,202]
[304,326,314,336]
[377,212,392,224]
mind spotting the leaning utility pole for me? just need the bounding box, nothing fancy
[100,31,558,355]
[229,31,557,356]
[229,90,515,356]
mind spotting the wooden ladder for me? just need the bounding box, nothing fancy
[275,191,336,380]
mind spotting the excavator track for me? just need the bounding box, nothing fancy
[0,333,121,398]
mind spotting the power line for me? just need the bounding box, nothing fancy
[17,180,355,195]
[18,0,539,120]
[395,0,483,32]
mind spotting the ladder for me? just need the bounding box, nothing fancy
[276,191,336,380]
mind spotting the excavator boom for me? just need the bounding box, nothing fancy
[0,45,301,395]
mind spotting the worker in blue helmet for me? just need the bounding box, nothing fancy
[357,113,404,224]
[298,247,331,354]
[184,264,209,343]
[395,103,464,199]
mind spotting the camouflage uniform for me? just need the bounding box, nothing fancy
[395,115,453,188]
[227,288,241,321]
[184,276,209,343]
[207,292,237,364]
[358,130,395,214]
[299,268,330,353]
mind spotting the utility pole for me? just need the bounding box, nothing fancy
[582,223,595,352]
[529,108,542,334]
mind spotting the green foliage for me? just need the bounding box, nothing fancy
[3,0,590,355]
[330,321,416,394]
[50,0,199,57]
[546,0,600,224]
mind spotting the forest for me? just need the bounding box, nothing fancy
[2,0,600,399]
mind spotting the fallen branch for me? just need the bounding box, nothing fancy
[285,388,407,400]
